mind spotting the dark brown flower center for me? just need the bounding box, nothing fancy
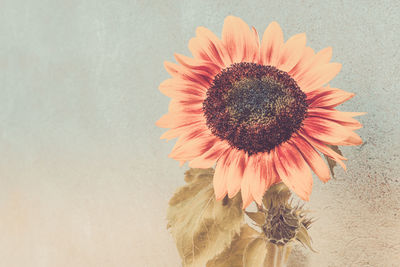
[203,63,307,155]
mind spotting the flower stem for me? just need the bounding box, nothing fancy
[263,242,291,267]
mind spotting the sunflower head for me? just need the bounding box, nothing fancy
[157,15,364,208]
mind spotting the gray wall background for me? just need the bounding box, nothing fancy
[0,0,399,266]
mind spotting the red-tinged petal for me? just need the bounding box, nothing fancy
[171,126,210,150]
[189,140,231,168]
[297,63,342,92]
[156,112,204,129]
[298,129,347,170]
[249,154,266,205]
[303,117,363,146]
[174,53,220,78]
[222,16,259,63]
[168,98,203,114]
[159,78,206,100]
[291,134,331,182]
[227,150,247,198]
[288,46,314,77]
[241,156,255,208]
[277,33,307,72]
[261,21,284,66]
[263,151,280,191]
[251,26,261,63]
[189,26,232,68]
[307,85,355,108]
[160,121,205,141]
[169,130,216,161]
[274,142,313,201]
[213,150,231,200]
[307,108,363,130]
[164,61,212,88]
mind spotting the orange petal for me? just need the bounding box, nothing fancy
[312,46,333,67]
[302,47,332,73]
[160,121,205,140]
[156,112,204,128]
[291,47,332,82]
[227,150,247,198]
[277,33,307,72]
[249,154,266,206]
[164,61,212,88]
[263,152,280,191]
[174,53,220,77]
[261,21,284,66]
[291,134,331,182]
[274,143,313,201]
[251,26,261,63]
[189,26,232,68]
[169,128,215,161]
[307,85,355,108]
[298,129,347,170]
[189,140,231,168]
[288,46,314,77]
[213,151,231,200]
[297,62,342,92]
[250,153,267,205]
[307,108,363,130]
[303,117,363,146]
[159,78,206,100]
[168,98,203,114]
[168,99,203,114]
[344,112,367,117]
[222,16,259,63]
[241,155,255,208]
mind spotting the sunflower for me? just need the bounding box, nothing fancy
[157,16,363,208]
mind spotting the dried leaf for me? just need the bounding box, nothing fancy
[206,225,260,267]
[262,182,291,209]
[245,211,266,226]
[167,168,244,267]
[323,145,343,177]
[243,237,267,267]
[296,224,316,252]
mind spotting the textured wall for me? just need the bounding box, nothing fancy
[0,0,399,266]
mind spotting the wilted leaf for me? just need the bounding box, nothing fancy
[323,145,343,177]
[243,237,267,267]
[245,211,266,226]
[206,225,260,267]
[167,168,244,267]
[262,182,291,209]
[296,224,316,252]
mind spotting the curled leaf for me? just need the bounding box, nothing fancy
[262,182,291,209]
[245,211,266,226]
[243,237,267,267]
[323,145,343,177]
[296,224,316,252]
[167,168,244,267]
[206,225,260,267]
